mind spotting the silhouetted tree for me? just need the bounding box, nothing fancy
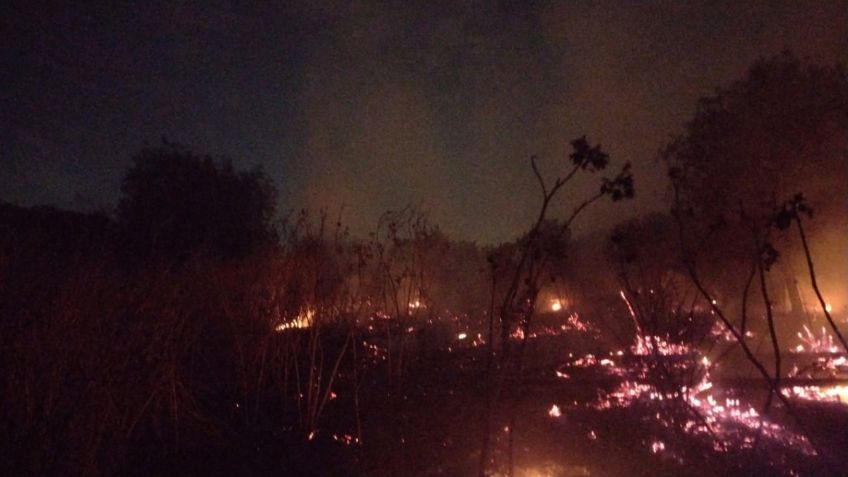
[663,52,847,314]
[118,142,278,263]
[664,52,847,227]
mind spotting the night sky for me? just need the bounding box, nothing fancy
[2,1,846,243]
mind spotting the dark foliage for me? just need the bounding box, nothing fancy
[570,136,609,171]
[117,142,278,264]
[664,52,847,229]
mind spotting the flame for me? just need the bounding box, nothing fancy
[275,307,315,331]
[548,404,562,418]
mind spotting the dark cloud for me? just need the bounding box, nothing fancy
[2,0,845,242]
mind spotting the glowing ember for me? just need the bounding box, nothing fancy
[784,384,848,404]
[551,300,563,312]
[593,368,817,455]
[793,325,841,354]
[575,325,820,458]
[548,404,562,418]
[631,335,692,356]
[331,433,360,445]
[710,321,755,341]
[457,332,468,340]
[563,312,594,333]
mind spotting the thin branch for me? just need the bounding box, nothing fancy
[530,155,547,199]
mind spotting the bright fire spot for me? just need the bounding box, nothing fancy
[785,384,848,404]
[548,404,562,418]
[457,332,468,340]
[551,300,562,312]
[825,303,833,313]
[275,307,315,332]
[650,440,665,454]
[409,299,424,310]
[331,433,360,445]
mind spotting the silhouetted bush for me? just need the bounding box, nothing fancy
[117,142,278,264]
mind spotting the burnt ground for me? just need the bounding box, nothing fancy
[157,332,847,477]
